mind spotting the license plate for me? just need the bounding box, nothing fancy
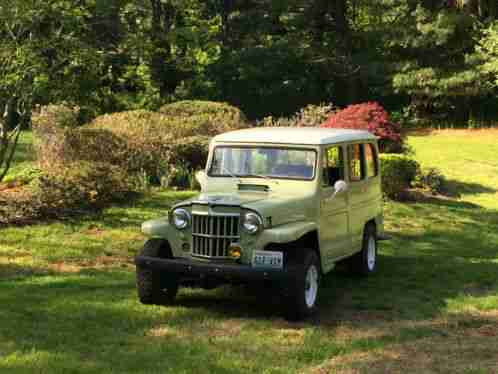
[252,250,283,269]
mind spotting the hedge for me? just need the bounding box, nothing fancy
[32,102,248,191]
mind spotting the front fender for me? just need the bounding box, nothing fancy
[142,217,171,237]
[141,218,186,257]
[259,221,318,245]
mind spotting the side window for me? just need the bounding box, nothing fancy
[348,144,365,182]
[365,143,378,178]
[322,146,344,186]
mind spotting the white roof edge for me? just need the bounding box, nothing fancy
[212,127,377,145]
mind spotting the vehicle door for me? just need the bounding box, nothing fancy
[346,143,375,254]
[319,145,350,267]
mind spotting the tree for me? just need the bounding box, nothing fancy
[0,0,106,180]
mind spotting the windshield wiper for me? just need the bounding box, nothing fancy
[244,174,280,184]
[219,165,242,184]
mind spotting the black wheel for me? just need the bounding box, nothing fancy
[284,250,321,321]
[350,223,377,276]
[136,239,179,305]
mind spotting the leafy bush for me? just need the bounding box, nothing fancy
[259,103,336,127]
[7,166,43,185]
[0,162,135,225]
[321,102,404,153]
[163,166,201,191]
[413,167,446,194]
[160,100,247,121]
[379,154,420,199]
[32,104,81,168]
[30,161,134,216]
[88,110,208,180]
[33,102,247,192]
[32,104,81,130]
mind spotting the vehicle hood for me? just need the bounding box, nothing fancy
[176,191,271,207]
[176,191,316,227]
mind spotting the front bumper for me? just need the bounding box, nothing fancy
[135,256,297,282]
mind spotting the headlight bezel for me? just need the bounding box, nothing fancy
[242,211,264,235]
[171,208,191,230]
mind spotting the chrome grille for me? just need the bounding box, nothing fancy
[192,214,240,258]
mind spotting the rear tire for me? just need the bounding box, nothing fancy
[136,239,179,305]
[350,223,377,276]
[284,250,321,321]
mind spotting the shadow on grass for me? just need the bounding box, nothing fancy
[443,179,497,198]
[0,262,46,280]
[169,197,498,322]
[1,197,498,372]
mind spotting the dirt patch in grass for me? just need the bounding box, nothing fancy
[48,255,134,272]
[307,334,498,374]
[147,325,178,338]
[306,312,498,374]
[0,255,134,280]
[147,319,247,341]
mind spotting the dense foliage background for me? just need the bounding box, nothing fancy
[1,0,498,127]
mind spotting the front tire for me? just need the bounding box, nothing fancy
[350,223,377,276]
[136,239,179,305]
[285,250,321,321]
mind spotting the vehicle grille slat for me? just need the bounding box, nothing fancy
[192,213,240,258]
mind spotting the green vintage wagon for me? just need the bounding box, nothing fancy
[135,127,385,319]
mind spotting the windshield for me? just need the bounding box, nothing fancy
[209,146,317,180]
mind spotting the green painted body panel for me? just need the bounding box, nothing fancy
[141,137,384,274]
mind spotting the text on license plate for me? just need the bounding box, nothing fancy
[252,250,283,269]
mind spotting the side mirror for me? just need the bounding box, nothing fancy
[333,180,348,195]
[195,170,207,191]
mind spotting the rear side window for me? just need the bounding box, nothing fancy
[348,144,364,182]
[365,143,378,178]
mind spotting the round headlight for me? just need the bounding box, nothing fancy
[242,212,263,235]
[172,208,191,229]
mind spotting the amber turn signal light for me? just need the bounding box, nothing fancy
[228,245,242,259]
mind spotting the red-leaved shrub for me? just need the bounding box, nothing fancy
[320,102,403,153]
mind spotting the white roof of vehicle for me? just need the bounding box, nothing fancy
[213,127,376,145]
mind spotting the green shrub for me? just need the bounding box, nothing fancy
[379,154,420,199]
[8,166,43,185]
[0,161,135,224]
[259,103,336,127]
[159,101,248,137]
[30,161,134,217]
[32,104,81,168]
[86,105,246,187]
[159,100,247,122]
[163,166,201,190]
[413,167,446,194]
[32,104,80,130]
[87,110,211,180]
[33,102,247,192]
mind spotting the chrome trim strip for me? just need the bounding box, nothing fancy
[192,233,240,239]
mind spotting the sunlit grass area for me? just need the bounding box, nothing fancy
[3,131,35,182]
[1,130,497,373]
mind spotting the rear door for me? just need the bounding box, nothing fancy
[346,142,380,254]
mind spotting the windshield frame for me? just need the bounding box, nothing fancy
[208,145,318,181]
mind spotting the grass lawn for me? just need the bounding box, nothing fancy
[2,131,35,182]
[1,130,498,373]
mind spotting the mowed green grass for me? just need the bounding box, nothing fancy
[1,130,498,373]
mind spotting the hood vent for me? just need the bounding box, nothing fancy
[238,184,270,192]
